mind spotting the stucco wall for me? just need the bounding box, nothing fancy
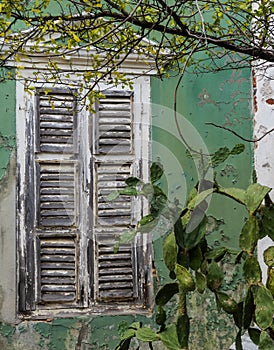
[254,65,274,285]
[0,66,254,349]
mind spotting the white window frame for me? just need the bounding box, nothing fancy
[16,55,153,318]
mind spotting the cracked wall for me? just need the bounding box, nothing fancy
[0,65,254,349]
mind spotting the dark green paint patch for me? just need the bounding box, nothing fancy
[33,322,52,339]
[0,323,15,344]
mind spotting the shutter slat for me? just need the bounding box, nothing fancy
[94,92,136,303]
[35,89,81,308]
[41,294,76,303]
[40,181,74,188]
[96,163,132,227]
[38,163,76,227]
[96,93,133,154]
[37,90,76,153]
[98,201,131,210]
[40,115,73,122]
[40,202,75,209]
[38,236,78,305]
[96,234,135,302]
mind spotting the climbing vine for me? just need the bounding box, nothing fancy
[114,154,274,350]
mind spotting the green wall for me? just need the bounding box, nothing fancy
[151,68,253,349]
[0,67,253,349]
[0,71,16,180]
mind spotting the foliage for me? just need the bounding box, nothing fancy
[0,0,274,99]
[114,156,274,350]
[0,1,273,349]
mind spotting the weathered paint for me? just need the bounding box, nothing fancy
[151,67,253,349]
[253,64,274,285]
[0,72,16,180]
[0,151,16,324]
[0,65,254,349]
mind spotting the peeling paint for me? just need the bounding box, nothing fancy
[220,164,239,184]
[0,323,16,344]
[0,61,254,349]
[252,70,258,113]
[266,98,274,105]
[0,74,16,180]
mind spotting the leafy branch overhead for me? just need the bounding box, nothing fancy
[1,1,274,89]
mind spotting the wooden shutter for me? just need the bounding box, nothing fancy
[93,91,140,303]
[95,91,133,154]
[34,89,81,308]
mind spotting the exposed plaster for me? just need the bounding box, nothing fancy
[0,151,16,324]
[254,64,274,283]
[266,98,274,105]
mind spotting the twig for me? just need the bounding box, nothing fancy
[195,0,207,46]
[206,122,274,142]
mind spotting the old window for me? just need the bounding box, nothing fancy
[17,78,152,317]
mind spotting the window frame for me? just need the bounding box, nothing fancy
[16,71,153,318]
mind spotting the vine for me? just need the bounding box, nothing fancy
[113,152,274,350]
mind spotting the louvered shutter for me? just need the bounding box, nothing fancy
[93,91,141,303]
[34,89,81,308]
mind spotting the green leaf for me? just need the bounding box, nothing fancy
[156,306,166,325]
[176,314,190,348]
[218,187,246,205]
[175,263,195,292]
[135,327,158,342]
[195,271,206,294]
[243,287,255,329]
[125,176,142,186]
[233,301,243,329]
[138,214,157,233]
[264,246,274,267]
[163,232,177,272]
[120,328,136,341]
[159,325,181,350]
[235,330,243,350]
[206,247,227,261]
[150,188,167,216]
[174,216,185,249]
[248,328,261,346]
[246,183,271,213]
[150,162,164,183]
[266,267,274,297]
[119,187,138,196]
[254,285,274,330]
[243,255,262,285]
[259,206,274,240]
[139,214,155,226]
[184,215,207,250]
[114,230,137,253]
[187,188,214,210]
[239,216,259,254]
[155,283,179,306]
[128,322,141,330]
[259,330,274,350]
[106,190,120,201]
[206,261,223,291]
[216,292,238,314]
[230,144,245,155]
[141,183,154,196]
[189,245,203,271]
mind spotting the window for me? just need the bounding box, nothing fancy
[16,77,152,317]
